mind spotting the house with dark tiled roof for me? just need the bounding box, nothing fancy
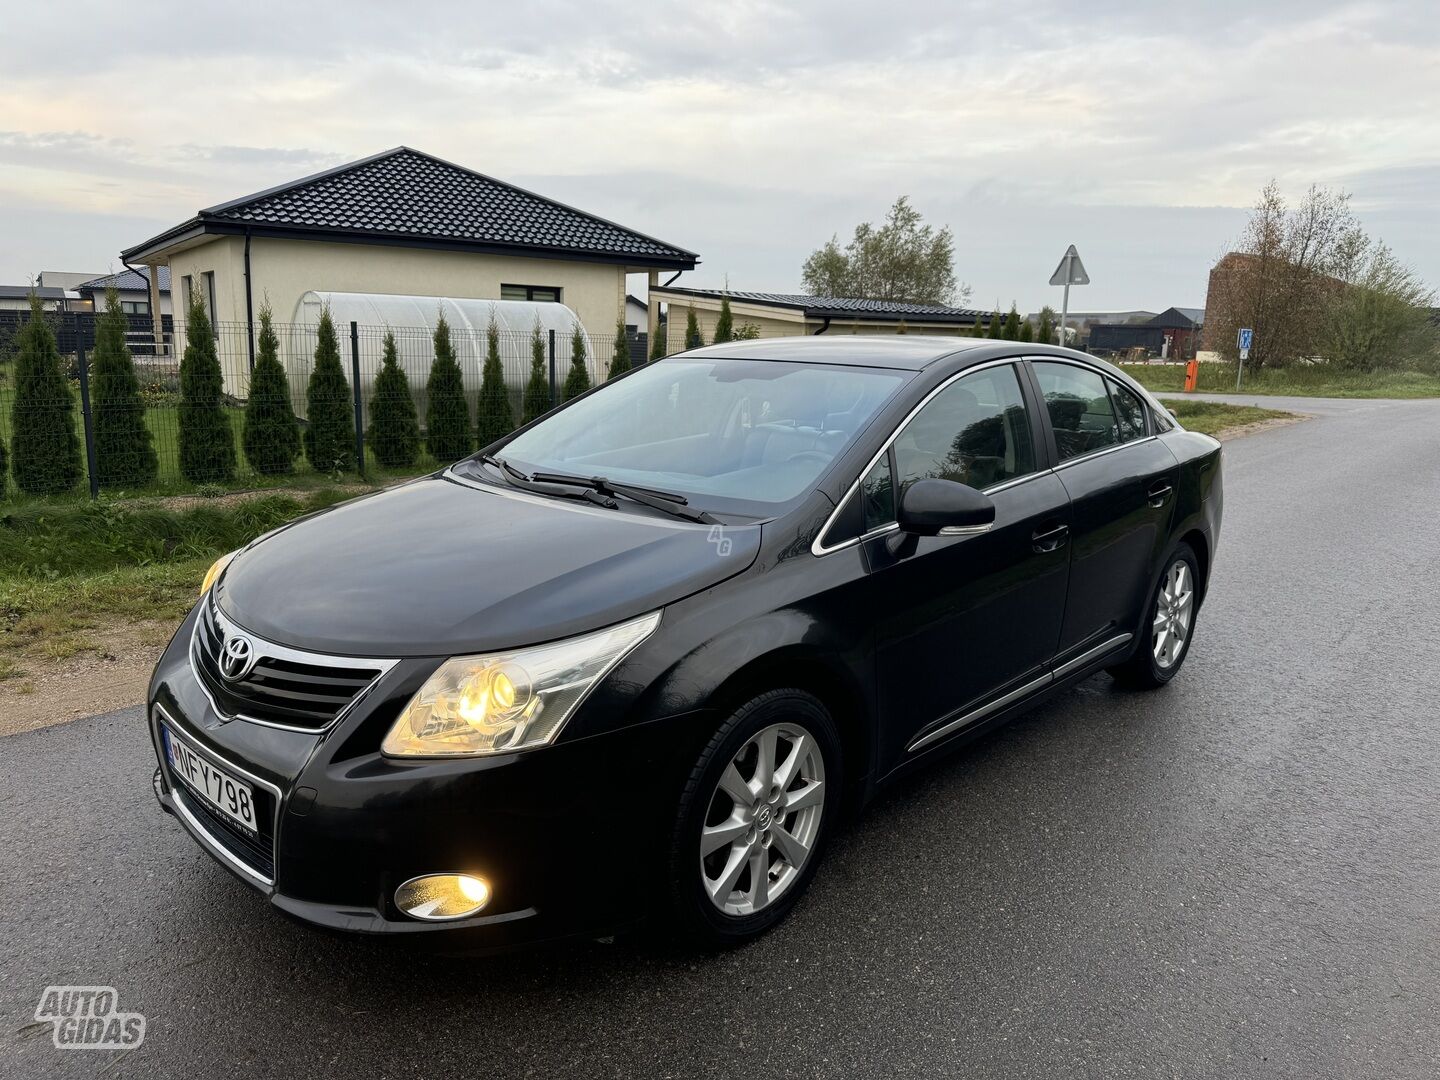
[121,147,697,364]
[649,286,985,347]
[76,267,172,317]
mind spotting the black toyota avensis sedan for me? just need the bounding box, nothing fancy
[148,337,1222,947]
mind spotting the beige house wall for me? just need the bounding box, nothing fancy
[164,235,628,353]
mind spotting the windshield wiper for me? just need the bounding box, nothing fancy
[529,469,721,524]
[480,455,620,511]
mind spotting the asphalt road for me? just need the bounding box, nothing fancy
[4,395,1439,1079]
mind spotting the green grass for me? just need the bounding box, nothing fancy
[1161,399,1296,436]
[1119,361,1440,398]
[0,489,363,666]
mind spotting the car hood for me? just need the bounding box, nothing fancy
[215,476,760,657]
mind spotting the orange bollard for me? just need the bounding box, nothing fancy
[1183,359,1199,393]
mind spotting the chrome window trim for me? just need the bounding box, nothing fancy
[812,358,1035,556]
[190,597,399,733]
[151,701,282,888]
[1052,434,1158,471]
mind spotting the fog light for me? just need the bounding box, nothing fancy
[395,873,491,921]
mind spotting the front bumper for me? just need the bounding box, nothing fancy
[147,604,705,947]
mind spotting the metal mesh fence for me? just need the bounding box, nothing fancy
[0,314,810,504]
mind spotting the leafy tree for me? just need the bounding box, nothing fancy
[801,196,969,305]
[476,314,514,447]
[425,312,472,462]
[684,306,703,349]
[733,321,762,340]
[242,305,301,475]
[303,308,355,472]
[987,310,1003,339]
[367,330,420,469]
[650,318,668,360]
[608,318,631,379]
[92,287,157,488]
[10,294,82,494]
[1320,237,1437,371]
[523,320,551,424]
[712,295,734,343]
[178,290,236,485]
[1003,304,1021,340]
[563,325,591,401]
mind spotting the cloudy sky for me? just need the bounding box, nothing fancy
[3,0,1437,313]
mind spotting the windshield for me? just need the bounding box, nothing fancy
[494,358,909,513]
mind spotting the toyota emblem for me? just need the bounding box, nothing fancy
[219,633,256,681]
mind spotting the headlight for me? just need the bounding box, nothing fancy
[201,550,238,595]
[381,611,660,757]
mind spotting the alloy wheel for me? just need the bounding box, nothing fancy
[700,722,826,916]
[1152,559,1194,669]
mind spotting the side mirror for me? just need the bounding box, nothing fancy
[896,479,996,537]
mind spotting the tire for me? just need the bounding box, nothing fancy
[667,689,842,945]
[1109,542,1201,689]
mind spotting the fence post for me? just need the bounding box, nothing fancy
[548,329,557,408]
[349,321,366,479]
[75,343,100,500]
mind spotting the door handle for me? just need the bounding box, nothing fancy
[1147,483,1174,508]
[1031,524,1069,553]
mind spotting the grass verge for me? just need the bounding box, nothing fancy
[1120,362,1440,398]
[1162,399,1298,436]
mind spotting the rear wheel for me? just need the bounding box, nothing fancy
[1109,543,1200,689]
[668,689,840,944]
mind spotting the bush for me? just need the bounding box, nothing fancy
[650,320,668,360]
[522,321,551,425]
[476,314,514,447]
[89,288,159,489]
[563,325,591,401]
[10,295,83,495]
[712,295,734,344]
[608,318,630,379]
[426,313,472,462]
[178,292,237,484]
[684,306,703,349]
[242,306,301,475]
[367,330,420,469]
[303,308,355,472]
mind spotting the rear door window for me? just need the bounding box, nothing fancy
[1108,379,1148,442]
[1031,362,1119,462]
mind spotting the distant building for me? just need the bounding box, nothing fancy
[624,294,648,334]
[0,285,69,312]
[650,287,985,348]
[1086,307,1204,359]
[76,267,172,317]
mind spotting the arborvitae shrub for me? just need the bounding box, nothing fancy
[987,311,1003,339]
[522,321,551,425]
[92,287,158,488]
[1018,320,1034,343]
[178,292,236,485]
[1003,304,1021,340]
[367,330,420,469]
[0,430,7,496]
[563,326,591,401]
[712,295,734,343]
[608,319,630,379]
[476,315,514,448]
[426,313,472,462]
[650,319,668,360]
[684,306,703,349]
[303,308,355,472]
[242,306,301,475]
[10,295,83,495]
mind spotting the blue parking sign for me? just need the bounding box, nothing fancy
[1238,328,1254,350]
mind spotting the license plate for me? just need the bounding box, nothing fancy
[162,725,258,834]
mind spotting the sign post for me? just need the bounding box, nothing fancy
[1236,327,1253,390]
[1049,245,1090,346]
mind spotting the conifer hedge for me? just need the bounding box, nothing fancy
[91,288,158,489]
[367,330,420,469]
[425,313,472,463]
[475,315,514,447]
[303,308,355,472]
[178,293,237,485]
[684,306,703,349]
[563,325,591,401]
[242,306,301,475]
[607,319,630,379]
[522,321,551,425]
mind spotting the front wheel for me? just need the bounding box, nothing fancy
[1109,543,1200,689]
[667,689,841,944]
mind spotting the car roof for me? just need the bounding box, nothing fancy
[678,335,1092,372]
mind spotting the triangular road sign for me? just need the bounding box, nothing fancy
[1049,244,1090,286]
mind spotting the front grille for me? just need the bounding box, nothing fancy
[171,779,277,881]
[192,599,387,731]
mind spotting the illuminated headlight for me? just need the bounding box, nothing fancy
[381,612,660,757]
[200,550,238,595]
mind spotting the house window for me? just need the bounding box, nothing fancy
[501,284,562,303]
[203,271,217,335]
[120,300,150,316]
[181,275,193,311]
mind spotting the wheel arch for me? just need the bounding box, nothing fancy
[1178,527,1211,607]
